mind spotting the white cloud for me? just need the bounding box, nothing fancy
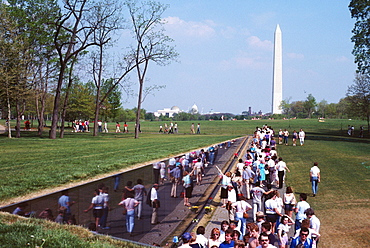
[163,16,216,39]
[336,56,349,62]
[247,36,273,51]
[218,51,270,71]
[287,53,304,60]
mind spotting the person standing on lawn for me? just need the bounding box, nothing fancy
[309,162,320,196]
[298,129,305,146]
[283,129,289,145]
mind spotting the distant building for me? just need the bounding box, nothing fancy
[189,104,199,115]
[154,106,182,118]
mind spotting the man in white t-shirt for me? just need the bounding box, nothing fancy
[295,193,310,231]
[310,162,321,196]
[304,208,320,233]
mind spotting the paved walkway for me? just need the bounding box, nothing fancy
[97,138,244,246]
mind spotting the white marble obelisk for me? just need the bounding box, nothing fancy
[272,24,282,114]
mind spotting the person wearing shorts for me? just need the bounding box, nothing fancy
[84,189,104,230]
[265,191,282,234]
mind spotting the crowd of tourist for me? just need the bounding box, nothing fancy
[176,125,320,248]
[10,124,322,248]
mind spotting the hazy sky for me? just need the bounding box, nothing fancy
[121,0,357,115]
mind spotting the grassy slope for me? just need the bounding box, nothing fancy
[0,212,148,248]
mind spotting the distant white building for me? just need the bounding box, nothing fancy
[154,106,182,118]
[189,104,198,115]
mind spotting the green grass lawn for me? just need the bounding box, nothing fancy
[274,126,370,247]
[0,118,369,247]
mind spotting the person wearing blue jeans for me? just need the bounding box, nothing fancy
[119,194,139,236]
[310,162,321,196]
[232,196,252,237]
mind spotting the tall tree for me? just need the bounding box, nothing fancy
[3,0,60,137]
[125,0,178,139]
[280,97,292,116]
[0,3,34,138]
[303,94,317,118]
[49,0,118,139]
[349,1,370,74]
[347,73,370,131]
[317,100,328,118]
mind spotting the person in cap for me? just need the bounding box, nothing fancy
[178,232,192,248]
[255,211,265,233]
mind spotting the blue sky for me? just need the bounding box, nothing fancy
[122,0,357,115]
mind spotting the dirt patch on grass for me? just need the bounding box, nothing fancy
[318,207,370,247]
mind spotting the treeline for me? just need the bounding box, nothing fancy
[0,0,177,138]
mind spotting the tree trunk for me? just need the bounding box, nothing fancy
[36,64,48,137]
[93,91,101,136]
[49,64,66,139]
[59,62,75,138]
[135,80,144,139]
[15,101,21,138]
[6,93,12,139]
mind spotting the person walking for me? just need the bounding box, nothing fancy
[276,157,290,189]
[118,192,139,236]
[150,184,160,225]
[58,190,75,223]
[250,183,271,222]
[84,189,104,231]
[283,186,296,218]
[132,179,147,219]
[99,186,110,229]
[115,122,121,133]
[242,164,255,199]
[169,163,181,197]
[103,121,108,133]
[294,193,310,231]
[309,162,320,196]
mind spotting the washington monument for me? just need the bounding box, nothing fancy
[272,24,282,114]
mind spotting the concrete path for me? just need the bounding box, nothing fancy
[96,139,243,247]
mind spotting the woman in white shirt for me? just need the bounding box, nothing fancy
[283,186,296,218]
